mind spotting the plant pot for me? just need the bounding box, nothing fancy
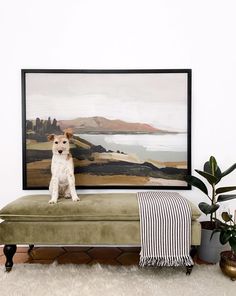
[198,228,223,263]
[220,251,236,281]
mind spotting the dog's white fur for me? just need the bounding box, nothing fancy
[48,132,79,204]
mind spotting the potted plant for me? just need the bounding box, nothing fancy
[212,212,236,280]
[186,156,236,263]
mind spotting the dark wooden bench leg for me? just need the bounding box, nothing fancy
[28,244,34,253]
[3,245,17,272]
[190,245,198,259]
[186,245,198,275]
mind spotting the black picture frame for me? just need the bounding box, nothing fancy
[21,69,192,190]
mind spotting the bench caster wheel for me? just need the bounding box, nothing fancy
[6,266,12,272]
[186,265,193,275]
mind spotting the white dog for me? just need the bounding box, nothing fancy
[48,132,80,204]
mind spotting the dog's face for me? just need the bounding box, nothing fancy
[48,132,73,156]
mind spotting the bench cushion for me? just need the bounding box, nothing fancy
[0,193,201,222]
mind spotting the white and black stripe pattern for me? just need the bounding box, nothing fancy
[137,192,193,267]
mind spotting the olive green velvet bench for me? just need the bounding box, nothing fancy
[0,193,201,272]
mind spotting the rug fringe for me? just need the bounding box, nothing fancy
[139,255,194,267]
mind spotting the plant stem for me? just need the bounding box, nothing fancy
[211,184,216,223]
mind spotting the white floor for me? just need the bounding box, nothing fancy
[0,263,235,296]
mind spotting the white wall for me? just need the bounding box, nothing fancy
[1,0,236,219]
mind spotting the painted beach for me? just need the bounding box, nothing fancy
[26,116,188,188]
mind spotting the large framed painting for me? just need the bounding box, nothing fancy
[22,69,191,190]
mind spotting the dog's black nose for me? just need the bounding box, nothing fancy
[58,150,63,154]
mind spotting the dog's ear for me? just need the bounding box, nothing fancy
[48,134,55,141]
[65,132,73,140]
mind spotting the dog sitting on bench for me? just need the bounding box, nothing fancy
[47,132,80,204]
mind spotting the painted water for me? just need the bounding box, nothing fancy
[77,133,187,162]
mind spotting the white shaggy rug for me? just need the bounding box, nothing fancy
[0,263,235,296]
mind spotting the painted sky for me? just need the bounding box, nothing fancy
[26,72,188,132]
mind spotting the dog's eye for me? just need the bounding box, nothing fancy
[63,141,67,144]
[54,141,58,144]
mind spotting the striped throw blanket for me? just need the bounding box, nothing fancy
[137,192,193,267]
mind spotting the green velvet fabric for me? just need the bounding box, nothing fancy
[0,194,201,246]
[0,194,201,222]
[0,220,201,245]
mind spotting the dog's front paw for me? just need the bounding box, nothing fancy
[48,199,57,204]
[72,196,80,202]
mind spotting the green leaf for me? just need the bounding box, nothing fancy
[204,158,222,183]
[220,230,231,245]
[204,161,211,173]
[216,186,236,195]
[195,169,218,185]
[221,212,232,222]
[221,163,236,178]
[198,202,220,215]
[229,237,236,254]
[217,194,236,202]
[185,175,208,196]
[210,156,218,174]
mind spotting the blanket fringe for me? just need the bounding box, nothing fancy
[139,255,194,267]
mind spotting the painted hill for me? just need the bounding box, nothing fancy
[59,116,164,134]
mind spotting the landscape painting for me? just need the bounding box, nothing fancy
[22,69,191,189]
